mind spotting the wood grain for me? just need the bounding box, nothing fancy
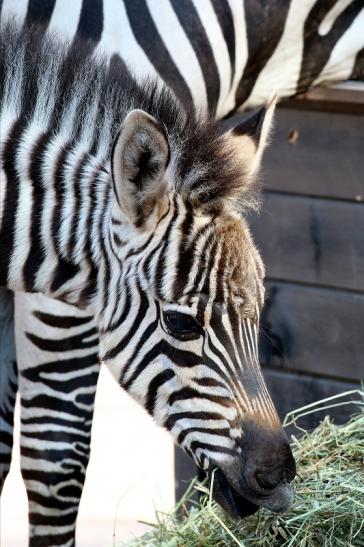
[259,281,364,381]
[250,193,364,292]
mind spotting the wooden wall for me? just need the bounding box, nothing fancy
[175,87,364,499]
[251,98,363,423]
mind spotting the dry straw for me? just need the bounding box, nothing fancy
[123,390,364,547]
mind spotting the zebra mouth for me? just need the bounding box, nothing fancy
[210,467,259,519]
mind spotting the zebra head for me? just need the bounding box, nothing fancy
[98,98,295,518]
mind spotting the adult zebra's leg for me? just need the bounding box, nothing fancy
[0,288,17,492]
[15,293,100,547]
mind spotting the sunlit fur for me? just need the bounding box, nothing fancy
[0,20,291,518]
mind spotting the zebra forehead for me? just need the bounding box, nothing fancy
[170,212,264,309]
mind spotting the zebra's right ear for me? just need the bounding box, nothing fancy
[111,109,170,228]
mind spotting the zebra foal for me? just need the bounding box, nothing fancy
[0,19,295,544]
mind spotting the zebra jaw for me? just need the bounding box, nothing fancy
[208,465,294,519]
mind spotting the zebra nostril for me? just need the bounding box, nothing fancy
[254,468,282,491]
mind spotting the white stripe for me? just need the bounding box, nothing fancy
[319,0,354,36]
[146,0,208,113]
[8,125,41,291]
[98,0,159,83]
[48,0,83,39]
[246,0,316,108]
[191,0,231,117]
[314,7,364,86]
[224,0,248,114]
[1,0,28,23]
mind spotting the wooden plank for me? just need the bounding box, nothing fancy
[263,368,361,434]
[282,81,364,115]
[259,281,364,381]
[222,108,364,201]
[249,193,364,292]
[262,108,364,200]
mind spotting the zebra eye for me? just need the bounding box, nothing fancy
[163,311,203,341]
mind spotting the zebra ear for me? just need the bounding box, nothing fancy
[227,95,277,180]
[111,109,170,227]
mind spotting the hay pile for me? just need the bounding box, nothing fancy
[124,391,364,547]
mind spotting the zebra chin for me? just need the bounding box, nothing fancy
[205,425,296,519]
[208,465,294,519]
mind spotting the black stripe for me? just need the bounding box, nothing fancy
[165,411,224,431]
[351,46,364,80]
[97,184,112,315]
[171,0,220,115]
[102,280,149,360]
[26,329,97,352]
[22,429,88,444]
[67,152,89,258]
[145,369,175,415]
[24,370,99,394]
[298,0,364,92]
[104,276,132,332]
[177,426,230,445]
[124,0,194,110]
[50,257,80,294]
[172,202,194,299]
[21,354,99,381]
[33,310,93,328]
[21,394,85,416]
[189,440,233,456]
[27,508,78,527]
[119,314,160,384]
[156,199,180,299]
[26,488,82,511]
[76,0,104,44]
[51,142,74,253]
[21,415,91,428]
[233,1,290,113]
[25,0,56,27]
[26,523,75,546]
[124,232,154,260]
[78,166,101,306]
[0,120,27,286]
[211,0,235,88]
[168,387,232,408]
[22,132,49,291]
[123,340,200,391]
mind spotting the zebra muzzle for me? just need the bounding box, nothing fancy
[208,426,296,519]
[209,464,294,519]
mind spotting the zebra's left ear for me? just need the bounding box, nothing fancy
[111,109,170,228]
[226,95,277,180]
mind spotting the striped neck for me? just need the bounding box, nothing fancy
[0,118,113,310]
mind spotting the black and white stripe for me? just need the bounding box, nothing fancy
[1,0,363,117]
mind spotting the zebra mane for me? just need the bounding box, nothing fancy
[0,19,260,213]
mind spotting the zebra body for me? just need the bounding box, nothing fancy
[0,1,363,545]
[1,0,363,117]
[1,19,296,546]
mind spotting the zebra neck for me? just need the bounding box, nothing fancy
[0,122,113,310]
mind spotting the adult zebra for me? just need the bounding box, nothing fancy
[0,1,363,546]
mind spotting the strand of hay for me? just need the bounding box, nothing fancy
[125,390,364,547]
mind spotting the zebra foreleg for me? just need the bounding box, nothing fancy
[0,288,17,493]
[15,293,100,547]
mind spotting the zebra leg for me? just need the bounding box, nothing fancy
[0,288,17,493]
[15,293,100,547]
